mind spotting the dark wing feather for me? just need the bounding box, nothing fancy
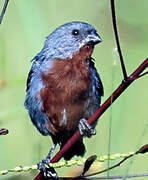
[89,59,104,97]
[26,51,45,92]
[26,68,34,92]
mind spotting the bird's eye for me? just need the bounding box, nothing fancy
[72,29,79,36]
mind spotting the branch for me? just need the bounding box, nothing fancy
[34,58,148,180]
[51,58,148,163]
[137,71,148,79]
[0,0,10,25]
[84,173,148,179]
[110,0,128,80]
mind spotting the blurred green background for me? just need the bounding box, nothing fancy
[0,0,148,179]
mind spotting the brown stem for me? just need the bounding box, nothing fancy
[0,0,10,25]
[85,153,135,177]
[137,71,148,79]
[34,58,148,180]
[110,0,128,80]
[84,173,148,179]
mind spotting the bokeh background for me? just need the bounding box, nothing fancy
[0,0,148,179]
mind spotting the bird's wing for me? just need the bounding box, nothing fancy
[26,52,45,92]
[26,67,34,92]
[25,54,51,136]
[89,59,104,97]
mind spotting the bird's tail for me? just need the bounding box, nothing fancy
[60,139,86,160]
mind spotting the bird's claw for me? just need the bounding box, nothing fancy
[38,159,58,179]
[79,118,96,138]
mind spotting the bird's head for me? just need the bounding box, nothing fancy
[42,21,102,60]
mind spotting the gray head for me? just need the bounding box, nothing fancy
[41,21,102,60]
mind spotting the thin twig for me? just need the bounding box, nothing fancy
[85,153,135,177]
[110,0,128,80]
[138,71,148,78]
[85,173,148,179]
[0,0,10,25]
[85,144,148,178]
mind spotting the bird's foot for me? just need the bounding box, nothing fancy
[38,158,58,179]
[79,118,96,138]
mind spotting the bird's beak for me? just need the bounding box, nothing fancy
[85,33,102,46]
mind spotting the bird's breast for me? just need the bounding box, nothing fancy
[40,46,94,134]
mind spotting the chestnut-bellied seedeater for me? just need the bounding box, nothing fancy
[24,21,103,177]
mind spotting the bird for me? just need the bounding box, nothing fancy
[24,21,104,177]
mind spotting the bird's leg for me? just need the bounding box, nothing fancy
[46,143,57,161]
[38,143,58,179]
[79,118,96,138]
